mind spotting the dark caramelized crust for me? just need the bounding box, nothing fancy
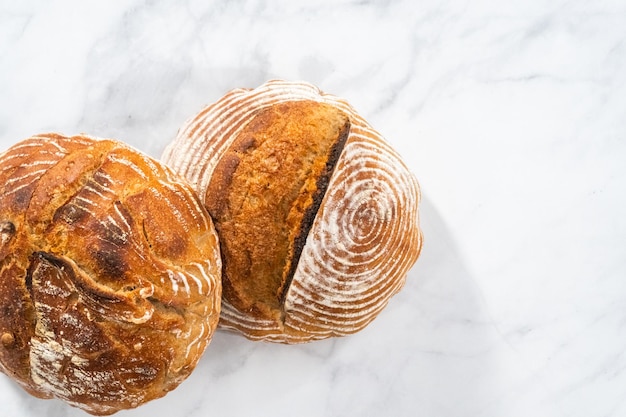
[206,101,350,322]
[0,134,221,415]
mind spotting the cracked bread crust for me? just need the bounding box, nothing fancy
[0,134,221,415]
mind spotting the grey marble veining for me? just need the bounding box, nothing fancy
[1,0,626,416]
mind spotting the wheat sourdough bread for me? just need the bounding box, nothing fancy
[0,133,222,414]
[163,80,422,343]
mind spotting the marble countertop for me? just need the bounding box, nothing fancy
[1,1,625,416]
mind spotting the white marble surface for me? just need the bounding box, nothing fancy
[1,0,626,416]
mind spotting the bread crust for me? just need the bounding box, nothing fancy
[163,80,422,343]
[0,134,221,414]
[205,101,350,324]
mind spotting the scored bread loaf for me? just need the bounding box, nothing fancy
[163,80,422,343]
[0,133,222,415]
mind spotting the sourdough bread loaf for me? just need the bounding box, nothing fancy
[0,133,222,414]
[163,80,422,343]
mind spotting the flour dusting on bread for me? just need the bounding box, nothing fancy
[163,80,422,343]
[0,133,222,415]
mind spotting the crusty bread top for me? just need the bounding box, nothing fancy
[163,80,422,343]
[0,134,221,414]
[205,100,350,324]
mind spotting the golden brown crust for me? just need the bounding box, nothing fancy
[205,101,349,324]
[0,133,221,414]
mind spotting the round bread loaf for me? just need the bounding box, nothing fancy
[0,134,222,414]
[163,80,422,343]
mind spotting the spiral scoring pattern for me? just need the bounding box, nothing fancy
[163,80,422,343]
[283,128,422,341]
